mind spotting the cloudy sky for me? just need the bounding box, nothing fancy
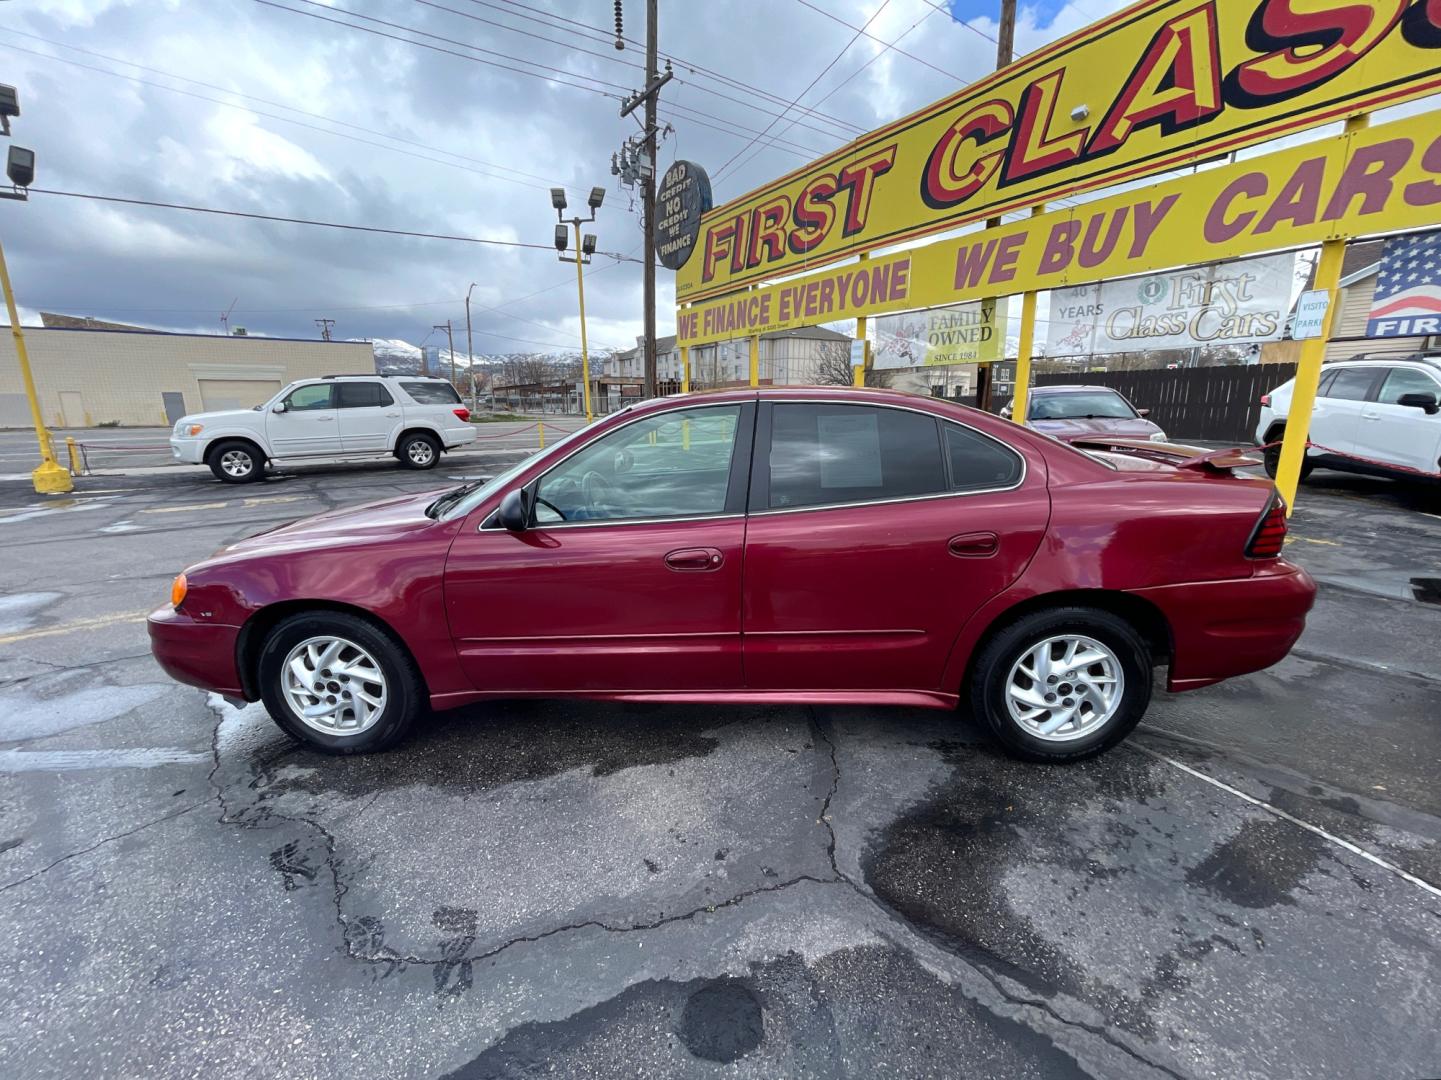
[0,0,1125,356]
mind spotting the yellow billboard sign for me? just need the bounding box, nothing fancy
[676,111,1441,348]
[677,0,1441,304]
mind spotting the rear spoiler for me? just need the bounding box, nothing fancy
[1069,437,1264,473]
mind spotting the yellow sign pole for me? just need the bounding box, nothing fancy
[853,253,870,387]
[1009,205,1045,426]
[680,344,690,393]
[1273,115,1369,515]
[572,220,593,422]
[748,334,759,387]
[0,231,71,494]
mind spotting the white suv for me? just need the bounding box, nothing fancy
[1256,357,1441,482]
[169,375,479,483]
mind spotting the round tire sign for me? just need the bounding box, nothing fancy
[654,160,712,271]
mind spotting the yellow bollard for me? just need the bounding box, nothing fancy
[65,436,81,475]
[538,421,545,449]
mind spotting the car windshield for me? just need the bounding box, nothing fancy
[431,425,590,520]
[1029,390,1137,420]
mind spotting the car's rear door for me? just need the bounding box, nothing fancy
[1354,366,1441,473]
[740,400,1050,693]
[1307,365,1382,458]
[266,383,340,456]
[336,381,400,452]
[443,402,755,693]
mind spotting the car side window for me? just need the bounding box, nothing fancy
[401,381,462,404]
[767,403,946,510]
[1315,369,1338,397]
[532,406,742,524]
[944,422,1024,492]
[1377,367,1441,404]
[337,382,393,408]
[284,384,334,411]
[1321,368,1379,401]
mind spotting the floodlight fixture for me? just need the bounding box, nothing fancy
[7,146,34,189]
[581,233,597,256]
[0,85,19,119]
[554,224,569,251]
[588,186,605,210]
[550,187,567,211]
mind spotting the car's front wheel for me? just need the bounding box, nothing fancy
[397,432,440,470]
[208,440,264,484]
[256,611,424,753]
[968,607,1152,762]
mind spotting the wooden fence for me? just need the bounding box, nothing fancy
[1032,364,1297,443]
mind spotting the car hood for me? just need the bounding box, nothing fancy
[176,408,268,427]
[1029,416,1162,441]
[213,489,451,559]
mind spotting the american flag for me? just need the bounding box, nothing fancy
[1367,230,1441,337]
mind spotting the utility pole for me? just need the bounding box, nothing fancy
[465,282,478,414]
[977,0,1016,414]
[617,1,671,400]
[314,317,334,342]
[433,320,455,386]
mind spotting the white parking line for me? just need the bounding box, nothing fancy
[1137,745,1441,901]
[0,748,210,771]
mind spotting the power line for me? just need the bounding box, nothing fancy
[0,38,562,192]
[26,188,560,249]
[915,0,1005,52]
[790,0,962,82]
[471,0,868,137]
[714,0,893,183]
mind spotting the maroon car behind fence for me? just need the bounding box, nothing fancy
[150,387,1314,762]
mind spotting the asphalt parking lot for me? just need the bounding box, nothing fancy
[2,434,1440,1078]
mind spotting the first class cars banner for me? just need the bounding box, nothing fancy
[677,0,1441,304]
[676,111,1441,348]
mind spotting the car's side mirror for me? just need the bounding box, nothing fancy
[497,488,530,531]
[1397,391,1439,415]
[1136,407,1151,418]
[271,402,288,414]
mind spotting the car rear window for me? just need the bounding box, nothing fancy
[1322,368,1379,401]
[401,381,461,404]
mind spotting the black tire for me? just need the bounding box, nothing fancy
[396,431,441,470]
[1262,430,1312,481]
[207,440,265,484]
[256,611,425,754]
[967,606,1152,763]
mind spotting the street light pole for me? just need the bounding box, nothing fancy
[552,186,604,422]
[0,83,69,494]
[465,282,478,413]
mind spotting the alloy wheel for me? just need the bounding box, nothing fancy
[407,440,435,465]
[221,450,254,477]
[1004,634,1124,742]
[280,635,388,735]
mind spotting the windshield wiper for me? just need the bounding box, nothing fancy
[425,478,488,519]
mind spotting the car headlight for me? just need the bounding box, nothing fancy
[183,424,204,437]
[1150,431,1168,442]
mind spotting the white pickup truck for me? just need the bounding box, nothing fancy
[168,374,479,483]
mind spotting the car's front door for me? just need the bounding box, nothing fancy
[266,383,340,456]
[741,401,1050,693]
[1355,366,1441,473]
[443,403,755,693]
[336,381,400,452]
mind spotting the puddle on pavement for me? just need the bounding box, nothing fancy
[0,592,63,635]
[1411,577,1441,605]
[0,681,170,741]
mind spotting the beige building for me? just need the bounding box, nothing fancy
[0,325,373,428]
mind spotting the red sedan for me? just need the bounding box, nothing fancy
[149,388,1315,762]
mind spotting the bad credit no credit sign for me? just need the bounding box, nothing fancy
[676,112,1441,348]
[677,0,1441,304]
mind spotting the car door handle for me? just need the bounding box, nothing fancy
[949,532,999,558]
[385,412,400,417]
[315,416,335,422]
[664,547,724,571]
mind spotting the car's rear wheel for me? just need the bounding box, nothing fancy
[968,607,1152,762]
[397,432,440,470]
[256,611,424,754]
[208,440,264,484]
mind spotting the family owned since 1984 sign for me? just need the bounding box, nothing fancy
[1044,253,1294,356]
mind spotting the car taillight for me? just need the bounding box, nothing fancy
[1260,393,1271,408]
[453,407,471,421]
[1246,494,1287,558]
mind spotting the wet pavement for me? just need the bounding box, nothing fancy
[1,453,1439,1078]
